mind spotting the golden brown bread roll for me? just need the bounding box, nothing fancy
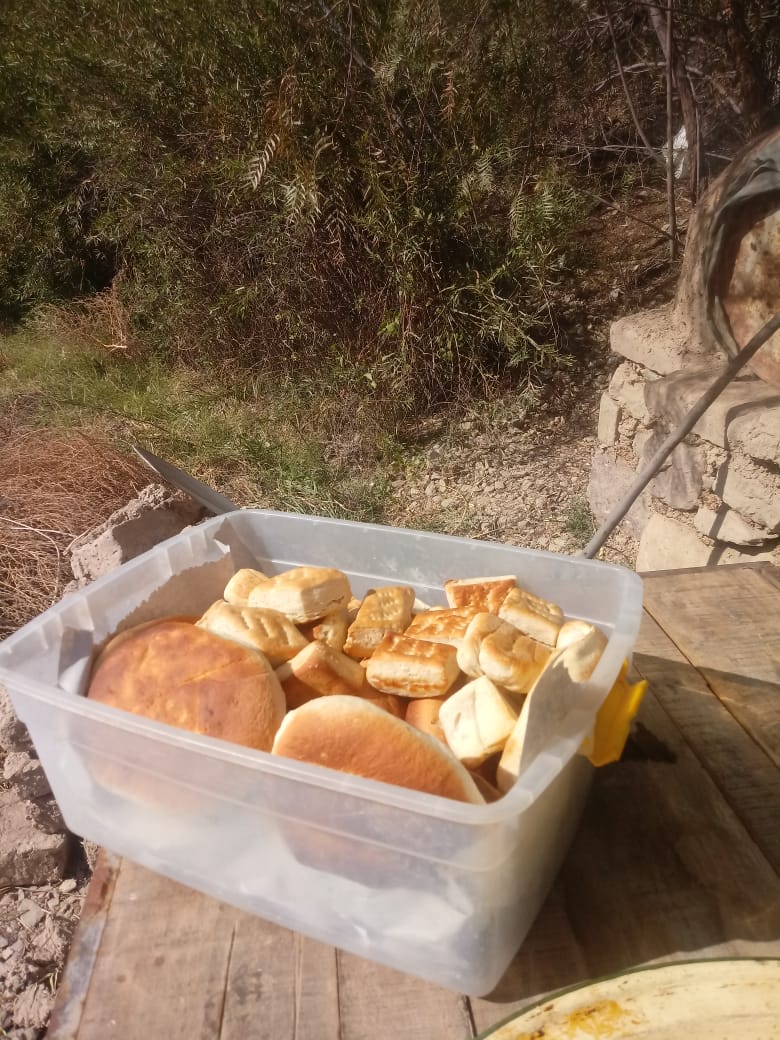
[404,695,449,744]
[87,619,286,752]
[272,696,484,804]
[92,615,199,671]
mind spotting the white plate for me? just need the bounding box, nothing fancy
[479,959,780,1039]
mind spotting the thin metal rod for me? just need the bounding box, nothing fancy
[582,309,780,559]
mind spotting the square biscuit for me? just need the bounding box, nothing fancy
[248,566,351,624]
[444,576,517,613]
[343,585,415,660]
[498,587,563,646]
[403,606,478,647]
[364,632,461,698]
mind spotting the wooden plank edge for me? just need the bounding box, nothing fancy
[46,851,122,1039]
[638,562,779,580]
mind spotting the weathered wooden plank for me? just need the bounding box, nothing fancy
[335,949,475,1040]
[632,609,780,872]
[220,919,340,1040]
[72,859,240,1040]
[642,566,780,768]
[470,676,780,1032]
[46,852,121,1040]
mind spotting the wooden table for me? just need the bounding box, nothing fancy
[48,564,780,1040]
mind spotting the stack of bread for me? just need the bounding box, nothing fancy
[86,564,607,805]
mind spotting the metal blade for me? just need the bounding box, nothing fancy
[133,446,239,515]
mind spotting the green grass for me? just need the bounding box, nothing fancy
[0,329,393,522]
[564,496,596,546]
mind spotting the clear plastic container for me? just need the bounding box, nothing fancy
[0,510,643,994]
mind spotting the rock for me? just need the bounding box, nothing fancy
[58,878,77,894]
[716,453,780,533]
[694,504,773,545]
[0,685,28,749]
[714,542,780,565]
[610,304,712,374]
[608,362,650,422]
[587,451,652,540]
[0,790,68,887]
[599,391,624,445]
[641,436,705,512]
[636,513,713,571]
[727,398,780,465]
[67,483,206,585]
[18,903,45,931]
[644,367,777,448]
[13,983,54,1030]
[3,752,51,801]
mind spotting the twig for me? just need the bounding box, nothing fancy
[603,2,664,166]
[582,309,780,560]
[665,0,678,259]
[580,188,676,241]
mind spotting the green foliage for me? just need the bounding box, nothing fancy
[0,0,604,405]
[2,1,774,406]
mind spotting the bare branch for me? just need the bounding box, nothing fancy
[603,2,664,166]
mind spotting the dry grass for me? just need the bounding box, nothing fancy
[0,423,152,638]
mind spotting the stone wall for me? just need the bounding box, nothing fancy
[589,343,780,570]
[588,125,780,572]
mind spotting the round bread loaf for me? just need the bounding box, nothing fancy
[87,619,286,752]
[272,695,484,804]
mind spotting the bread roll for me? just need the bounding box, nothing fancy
[444,576,516,613]
[498,587,563,646]
[456,612,504,679]
[438,676,518,767]
[403,606,477,648]
[92,615,198,671]
[224,568,269,606]
[309,608,350,651]
[556,620,608,679]
[404,695,448,744]
[272,696,484,804]
[196,600,308,664]
[343,585,416,660]
[364,632,461,698]
[87,619,286,752]
[247,566,351,623]
[479,623,551,695]
[276,639,365,709]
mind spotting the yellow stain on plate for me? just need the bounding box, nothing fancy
[507,999,641,1038]
[564,999,640,1036]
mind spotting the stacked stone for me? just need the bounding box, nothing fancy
[589,308,780,571]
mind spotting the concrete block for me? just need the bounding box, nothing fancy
[597,393,621,446]
[68,484,206,584]
[727,397,780,465]
[717,453,780,533]
[694,504,772,545]
[608,362,650,422]
[644,367,777,448]
[636,512,713,572]
[587,450,652,540]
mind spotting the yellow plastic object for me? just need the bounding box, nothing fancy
[584,662,648,767]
